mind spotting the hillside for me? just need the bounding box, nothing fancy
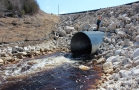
[0,10,59,43]
[0,0,59,45]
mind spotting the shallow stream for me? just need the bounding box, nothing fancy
[0,52,102,90]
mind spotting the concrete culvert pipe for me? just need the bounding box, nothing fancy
[70,31,104,56]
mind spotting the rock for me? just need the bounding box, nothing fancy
[132,48,139,59]
[89,24,97,31]
[65,26,74,30]
[132,69,139,76]
[40,48,44,52]
[72,30,78,35]
[27,60,38,65]
[99,27,106,32]
[122,58,133,65]
[112,73,120,81]
[16,52,27,56]
[0,58,4,65]
[125,24,132,29]
[134,59,139,67]
[0,52,9,57]
[137,28,139,34]
[133,55,139,61]
[113,61,122,68]
[106,56,117,62]
[82,23,91,31]
[29,46,36,51]
[34,51,41,56]
[79,65,90,71]
[134,42,139,48]
[115,29,126,37]
[115,68,120,73]
[64,26,74,34]
[114,49,122,55]
[124,64,132,68]
[96,58,105,64]
[103,62,113,74]
[4,56,14,62]
[124,39,130,46]
[135,35,139,42]
[120,50,127,56]
[119,70,132,78]
[12,46,19,53]
[7,47,12,53]
[58,30,66,37]
[16,55,23,59]
[107,22,117,31]
[23,47,29,52]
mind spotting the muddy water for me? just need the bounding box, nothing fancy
[0,52,102,90]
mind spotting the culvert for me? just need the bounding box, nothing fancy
[70,31,104,56]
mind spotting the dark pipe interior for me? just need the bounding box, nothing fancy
[70,32,91,56]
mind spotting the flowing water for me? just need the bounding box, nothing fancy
[0,52,102,90]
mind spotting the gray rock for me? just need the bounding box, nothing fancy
[99,27,107,32]
[132,48,139,59]
[114,49,122,55]
[133,60,139,67]
[88,24,97,31]
[125,24,132,29]
[64,26,74,34]
[122,58,133,65]
[106,56,125,63]
[134,42,139,48]
[124,39,130,46]
[82,23,91,31]
[58,30,66,37]
[112,73,120,81]
[132,69,139,76]
[119,70,132,78]
[107,22,117,31]
[115,29,126,37]
[135,35,139,42]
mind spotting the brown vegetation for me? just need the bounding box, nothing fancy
[0,10,59,44]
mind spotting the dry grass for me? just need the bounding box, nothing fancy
[0,10,59,44]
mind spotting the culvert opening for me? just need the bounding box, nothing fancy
[70,32,92,56]
[70,31,104,57]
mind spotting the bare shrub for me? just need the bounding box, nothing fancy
[0,0,40,16]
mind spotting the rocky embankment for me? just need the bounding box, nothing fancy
[1,1,139,90]
[56,2,139,90]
